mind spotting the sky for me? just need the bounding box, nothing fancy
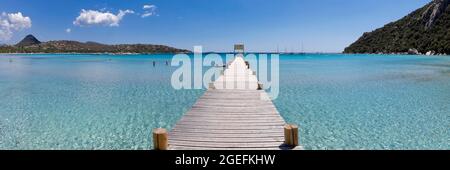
[0,0,431,52]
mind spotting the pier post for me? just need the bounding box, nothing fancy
[290,124,299,146]
[153,128,168,150]
[257,82,264,90]
[209,82,216,90]
[245,61,250,69]
[284,124,299,147]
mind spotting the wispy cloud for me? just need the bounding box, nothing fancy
[143,5,155,10]
[141,4,157,18]
[0,12,32,41]
[65,28,71,33]
[73,9,134,27]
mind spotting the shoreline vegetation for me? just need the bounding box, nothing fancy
[345,50,449,56]
[0,52,186,55]
[344,0,450,55]
[0,34,191,54]
[1,52,449,57]
[1,51,449,56]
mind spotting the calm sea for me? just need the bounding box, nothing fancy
[0,54,448,149]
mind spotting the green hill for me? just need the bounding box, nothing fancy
[0,34,190,54]
[344,0,450,55]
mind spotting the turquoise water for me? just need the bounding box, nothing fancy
[0,54,449,149]
[274,54,450,149]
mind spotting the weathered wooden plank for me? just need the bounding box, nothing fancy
[184,113,280,117]
[169,141,285,148]
[200,95,263,98]
[194,100,274,105]
[172,125,283,130]
[169,137,285,143]
[198,96,266,100]
[181,117,281,121]
[177,119,285,124]
[183,115,280,119]
[176,120,284,125]
[179,115,283,119]
[168,146,284,150]
[174,124,285,129]
[168,132,284,138]
[185,111,280,115]
[203,90,262,94]
[178,116,284,121]
[189,108,279,113]
[183,114,281,117]
[192,105,277,109]
[186,109,279,113]
[171,128,284,134]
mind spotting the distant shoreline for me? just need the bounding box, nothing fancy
[343,52,449,56]
[0,52,340,55]
[1,52,448,56]
[0,52,190,55]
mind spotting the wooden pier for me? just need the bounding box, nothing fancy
[153,47,300,150]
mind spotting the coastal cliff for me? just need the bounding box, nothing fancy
[344,0,450,55]
[0,34,191,54]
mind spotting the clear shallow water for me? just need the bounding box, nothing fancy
[0,54,205,149]
[273,54,450,150]
[0,54,449,149]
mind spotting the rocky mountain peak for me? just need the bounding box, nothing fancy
[16,34,41,46]
[421,0,450,29]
